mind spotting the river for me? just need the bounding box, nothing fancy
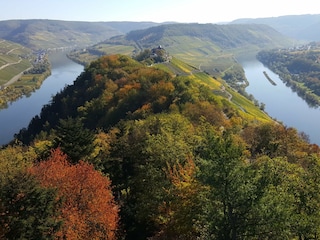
[241,60,320,145]
[0,52,83,146]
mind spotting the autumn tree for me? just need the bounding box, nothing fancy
[241,123,311,161]
[0,145,36,182]
[30,148,119,240]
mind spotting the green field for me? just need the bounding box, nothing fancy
[68,44,135,65]
[0,40,33,85]
[0,40,52,108]
[0,60,31,84]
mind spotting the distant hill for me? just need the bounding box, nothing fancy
[122,23,291,50]
[74,23,292,75]
[0,19,123,49]
[0,20,162,50]
[0,19,294,54]
[231,14,320,42]
[103,21,163,34]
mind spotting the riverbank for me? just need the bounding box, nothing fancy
[0,58,51,109]
[0,52,83,146]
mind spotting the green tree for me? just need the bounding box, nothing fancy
[154,158,210,240]
[293,155,320,238]
[248,156,301,239]
[0,171,61,239]
[108,113,199,239]
[197,124,316,239]
[197,128,261,239]
[54,117,95,163]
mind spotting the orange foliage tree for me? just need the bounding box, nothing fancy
[29,148,119,240]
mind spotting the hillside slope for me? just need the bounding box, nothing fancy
[232,14,320,41]
[0,39,32,83]
[124,23,291,50]
[0,20,166,50]
[0,20,122,49]
[70,23,292,76]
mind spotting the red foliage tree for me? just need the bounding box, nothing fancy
[29,148,119,240]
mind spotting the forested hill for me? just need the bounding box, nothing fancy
[2,54,320,239]
[118,23,292,49]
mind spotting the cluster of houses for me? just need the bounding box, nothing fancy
[33,50,47,64]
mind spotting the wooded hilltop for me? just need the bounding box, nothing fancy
[1,54,320,239]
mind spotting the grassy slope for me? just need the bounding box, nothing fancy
[0,40,53,108]
[0,20,122,50]
[0,40,32,85]
[71,23,292,75]
[158,36,239,76]
[154,57,271,123]
[68,44,136,65]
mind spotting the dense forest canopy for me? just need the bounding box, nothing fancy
[1,54,320,239]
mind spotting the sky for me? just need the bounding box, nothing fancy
[1,0,320,23]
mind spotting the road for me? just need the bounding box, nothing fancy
[0,58,22,70]
[3,67,32,87]
[6,47,20,55]
[220,85,232,101]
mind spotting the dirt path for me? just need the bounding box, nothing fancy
[6,47,20,55]
[3,66,32,87]
[0,58,22,70]
[221,85,232,101]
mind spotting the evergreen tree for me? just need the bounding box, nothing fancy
[54,117,95,163]
[0,172,62,239]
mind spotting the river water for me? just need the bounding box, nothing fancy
[241,60,320,145]
[0,52,83,146]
